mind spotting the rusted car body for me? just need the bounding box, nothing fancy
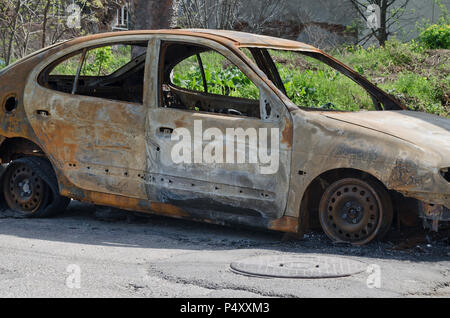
[0,29,448,245]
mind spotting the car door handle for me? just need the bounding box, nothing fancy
[36,110,50,117]
[159,127,174,135]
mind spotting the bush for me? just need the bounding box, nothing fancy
[336,39,425,73]
[419,24,450,49]
[380,73,447,116]
[334,39,448,117]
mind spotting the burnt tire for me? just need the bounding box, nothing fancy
[318,178,393,245]
[2,157,70,218]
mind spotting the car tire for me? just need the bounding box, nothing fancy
[2,156,70,218]
[318,177,393,245]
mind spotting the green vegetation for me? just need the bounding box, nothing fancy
[172,52,259,100]
[51,54,81,75]
[270,50,374,112]
[51,45,132,76]
[418,0,450,49]
[82,45,131,76]
[172,40,448,117]
[420,24,450,49]
[43,39,449,117]
[335,40,449,117]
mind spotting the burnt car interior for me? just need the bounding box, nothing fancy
[38,42,148,104]
[159,42,261,118]
[37,39,404,114]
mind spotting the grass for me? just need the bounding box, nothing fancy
[175,40,448,117]
[269,50,375,111]
[3,39,447,117]
[333,40,449,116]
[172,51,259,100]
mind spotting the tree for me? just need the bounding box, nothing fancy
[131,0,178,30]
[176,0,240,29]
[350,0,412,46]
[239,0,286,34]
[176,0,286,32]
[1,0,22,65]
[0,0,124,65]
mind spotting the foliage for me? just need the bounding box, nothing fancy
[332,39,448,116]
[27,36,450,117]
[0,0,124,66]
[51,45,132,76]
[419,24,450,49]
[270,50,374,111]
[51,54,81,75]
[171,40,448,117]
[82,46,114,76]
[381,72,447,116]
[172,52,259,100]
[176,0,286,33]
[336,39,426,73]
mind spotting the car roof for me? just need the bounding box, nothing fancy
[186,29,318,50]
[64,29,320,52]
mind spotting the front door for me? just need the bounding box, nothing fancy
[145,37,292,220]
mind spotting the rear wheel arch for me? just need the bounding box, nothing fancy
[0,137,70,214]
[0,137,46,163]
[1,155,70,217]
[0,137,63,191]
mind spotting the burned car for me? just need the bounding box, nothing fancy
[0,30,448,245]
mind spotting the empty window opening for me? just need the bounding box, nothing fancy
[160,42,260,118]
[39,42,148,104]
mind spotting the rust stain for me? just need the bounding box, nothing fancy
[268,216,299,233]
[174,119,186,128]
[281,116,293,148]
[61,187,190,218]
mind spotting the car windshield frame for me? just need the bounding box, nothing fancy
[239,46,406,112]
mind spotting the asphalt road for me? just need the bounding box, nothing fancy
[0,201,449,298]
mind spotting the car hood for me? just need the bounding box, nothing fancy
[321,110,450,163]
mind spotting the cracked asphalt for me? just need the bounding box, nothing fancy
[0,201,449,298]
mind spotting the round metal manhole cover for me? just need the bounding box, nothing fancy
[230,255,367,279]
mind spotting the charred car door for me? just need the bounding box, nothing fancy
[144,36,293,221]
[24,38,150,199]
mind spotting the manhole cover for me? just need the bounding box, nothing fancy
[230,255,367,278]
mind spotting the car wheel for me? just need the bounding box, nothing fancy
[318,178,393,245]
[2,157,69,217]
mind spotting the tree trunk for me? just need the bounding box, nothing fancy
[41,0,52,49]
[6,0,22,65]
[132,0,177,30]
[378,0,388,46]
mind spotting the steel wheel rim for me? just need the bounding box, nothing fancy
[4,163,46,213]
[320,179,383,244]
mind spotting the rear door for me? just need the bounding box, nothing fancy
[24,37,150,199]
